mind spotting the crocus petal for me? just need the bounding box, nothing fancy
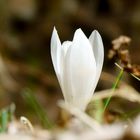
[51,27,62,82]
[61,41,72,57]
[89,30,104,91]
[64,29,97,110]
[51,27,63,87]
[59,41,72,102]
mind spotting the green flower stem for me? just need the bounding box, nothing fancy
[102,68,124,113]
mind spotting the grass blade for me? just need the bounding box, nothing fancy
[103,68,124,113]
[22,89,53,129]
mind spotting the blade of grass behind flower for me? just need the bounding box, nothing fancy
[102,67,124,113]
[22,88,53,129]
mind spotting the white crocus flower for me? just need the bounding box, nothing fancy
[51,27,104,111]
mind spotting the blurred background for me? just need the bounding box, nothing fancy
[0,0,140,126]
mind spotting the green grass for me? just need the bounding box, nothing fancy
[0,109,8,132]
[102,68,124,113]
[0,103,15,133]
[22,88,53,129]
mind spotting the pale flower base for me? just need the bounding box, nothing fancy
[58,100,101,132]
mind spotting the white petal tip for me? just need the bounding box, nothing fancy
[51,27,60,44]
[52,26,57,34]
[74,28,83,34]
[92,30,101,37]
[76,28,82,31]
[73,28,88,42]
[89,30,103,46]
